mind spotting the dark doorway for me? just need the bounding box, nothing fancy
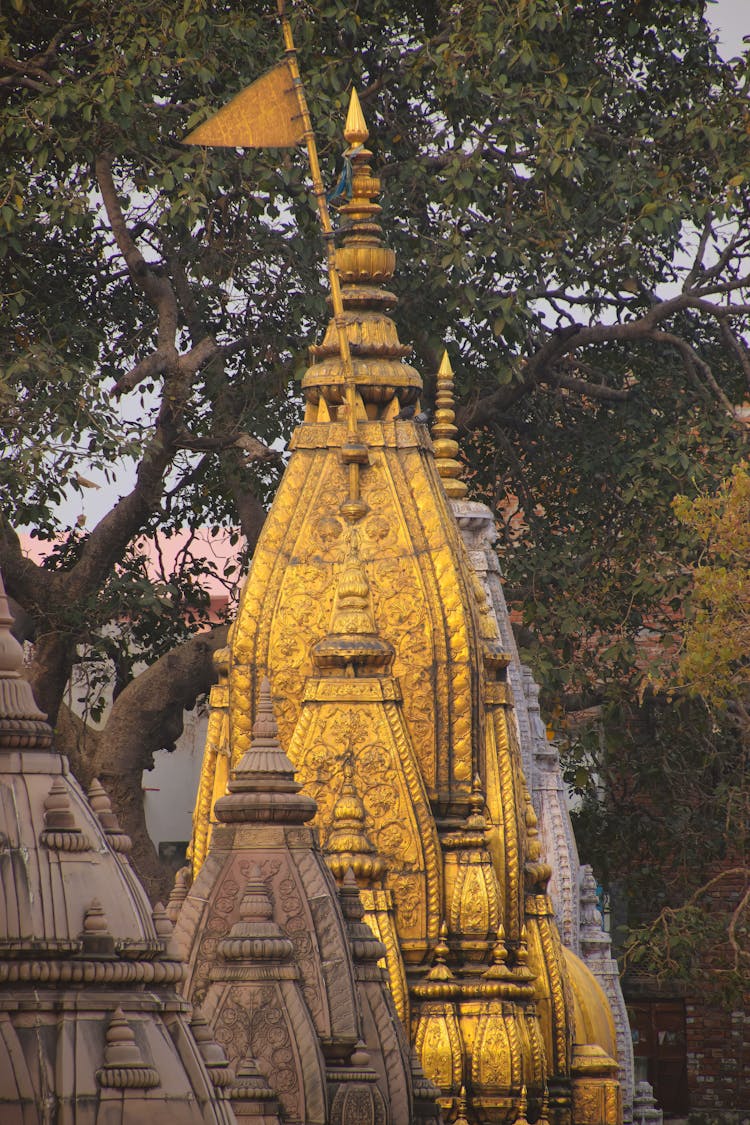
[628,1000,689,1115]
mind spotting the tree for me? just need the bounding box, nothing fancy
[675,460,750,726]
[2,0,749,899]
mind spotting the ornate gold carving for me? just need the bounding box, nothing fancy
[287,698,441,960]
[444,777,502,964]
[414,1001,463,1096]
[571,1043,622,1125]
[360,887,409,1025]
[487,707,522,941]
[305,678,401,702]
[526,896,575,1080]
[471,1000,521,1097]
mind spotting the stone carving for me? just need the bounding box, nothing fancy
[632,1080,663,1125]
[0,569,236,1124]
[580,865,636,1119]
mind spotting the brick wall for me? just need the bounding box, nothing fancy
[625,863,750,1123]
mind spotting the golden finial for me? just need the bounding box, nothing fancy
[431,350,468,499]
[454,1086,470,1125]
[484,923,514,980]
[344,87,369,147]
[514,924,535,982]
[425,920,455,981]
[466,773,487,831]
[516,1084,530,1125]
[303,82,422,424]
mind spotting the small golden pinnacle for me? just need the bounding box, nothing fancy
[344,87,369,147]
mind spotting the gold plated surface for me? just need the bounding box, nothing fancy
[432,350,468,500]
[189,85,622,1125]
[183,61,303,148]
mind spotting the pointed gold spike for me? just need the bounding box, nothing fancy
[344,87,369,147]
[431,349,468,499]
[437,350,453,380]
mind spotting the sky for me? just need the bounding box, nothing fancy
[41,0,750,534]
[708,0,749,57]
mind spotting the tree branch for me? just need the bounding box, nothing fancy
[544,371,633,402]
[644,329,737,417]
[96,152,179,353]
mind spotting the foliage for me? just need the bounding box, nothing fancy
[674,461,750,715]
[1,0,750,906]
[621,866,750,1007]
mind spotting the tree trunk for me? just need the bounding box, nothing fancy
[29,632,77,726]
[87,624,229,901]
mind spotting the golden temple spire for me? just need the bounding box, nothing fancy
[303,90,421,425]
[344,86,368,146]
[431,350,468,499]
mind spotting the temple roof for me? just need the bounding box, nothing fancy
[0,570,237,1123]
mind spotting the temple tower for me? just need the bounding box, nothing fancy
[190,92,621,1125]
[176,676,439,1124]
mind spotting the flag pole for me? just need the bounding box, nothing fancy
[276,0,368,522]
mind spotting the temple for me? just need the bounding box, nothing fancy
[0,572,241,1124]
[188,91,626,1125]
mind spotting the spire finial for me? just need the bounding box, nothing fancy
[455,1086,470,1125]
[344,87,369,147]
[516,1084,530,1125]
[303,87,422,421]
[425,920,455,981]
[0,567,49,734]
[484,923,514,980]
[431,350,468,499]
[213,677,317,826]
[252,676,279,741]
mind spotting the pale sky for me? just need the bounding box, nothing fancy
[708,0,749,58]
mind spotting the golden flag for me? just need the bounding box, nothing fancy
[183,60,304,148]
